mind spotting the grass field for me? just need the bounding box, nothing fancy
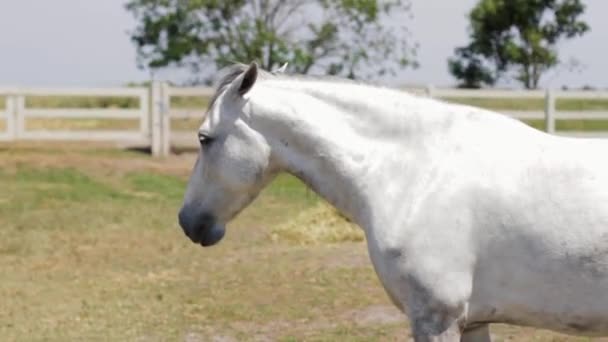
[0,94,607,340]
[1,143,606,341]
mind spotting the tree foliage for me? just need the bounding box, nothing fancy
[126,0,416,83]
[449,0,589,89]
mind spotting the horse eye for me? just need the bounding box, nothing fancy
[198,132,214,146]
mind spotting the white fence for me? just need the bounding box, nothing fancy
[1,84,607,157]
[0,87,149,142]
[423,87,608,139]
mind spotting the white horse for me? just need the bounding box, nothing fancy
[178,63,608,341]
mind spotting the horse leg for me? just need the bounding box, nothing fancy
[462,324,491,342]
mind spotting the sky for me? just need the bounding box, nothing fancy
[0,0,606,89]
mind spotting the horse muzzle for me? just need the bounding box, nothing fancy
[178,208,225,247]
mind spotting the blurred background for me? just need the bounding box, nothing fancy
[1,1,607,341]
[0,0,608,88]
[1,0,606,89]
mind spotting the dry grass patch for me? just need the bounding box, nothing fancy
[25,117,202,132]
[271,201,365,245]
[171,117,204,131]
[26,118,140,131]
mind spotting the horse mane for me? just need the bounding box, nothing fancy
[208,63,369,109]
[208,64,274,109]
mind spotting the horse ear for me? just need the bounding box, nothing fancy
[272,62,288,74]
[237,62,258,96]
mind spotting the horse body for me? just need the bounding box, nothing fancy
[364,112,608,337]
[465,135,608,334]
[179,63,608,341]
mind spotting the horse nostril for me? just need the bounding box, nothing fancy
[178,208,191,232]
[178,207,218,244]
[199,213,215,228]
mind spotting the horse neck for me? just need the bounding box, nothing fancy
[250,80,439,228]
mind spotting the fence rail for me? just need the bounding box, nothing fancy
[422,87,608,139]
[1,84,607,156]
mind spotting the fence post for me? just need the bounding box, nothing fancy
[160,82,171,157]
[151,81,163,157]
[425,84,435,98]
[544,88,556,134]
[15,94,25,139]
[5,94,16,140]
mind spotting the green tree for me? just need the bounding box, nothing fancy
[126,0,416,83]
[449,0,589,89]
